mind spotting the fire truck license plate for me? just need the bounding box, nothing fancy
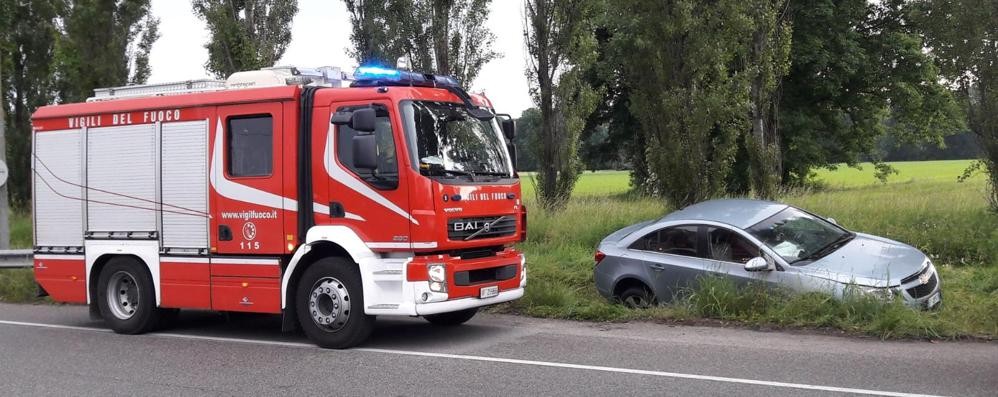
[480,286,499,299]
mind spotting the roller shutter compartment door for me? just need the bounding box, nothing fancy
[87,124,157,233]
[161,120,209,249]
[34,129,84,247]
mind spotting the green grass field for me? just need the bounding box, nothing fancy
[2,160,995,338]
[511,160,997,338]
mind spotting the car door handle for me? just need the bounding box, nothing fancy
[649,264,665,271]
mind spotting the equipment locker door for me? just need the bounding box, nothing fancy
[210,103,286,255]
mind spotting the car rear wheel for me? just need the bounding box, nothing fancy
[424,307,478,326]
[618,286,656,309]
[296,257,375,349]
[97,257,162,334]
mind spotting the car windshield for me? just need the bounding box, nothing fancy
[746,208,853,265]
[401,101,513,178]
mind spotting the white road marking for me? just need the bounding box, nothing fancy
[0,319,945,397]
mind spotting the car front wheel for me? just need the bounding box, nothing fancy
[618,286,656,308]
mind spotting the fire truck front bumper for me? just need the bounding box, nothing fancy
[406,248,527,316]
[414,287,524,316]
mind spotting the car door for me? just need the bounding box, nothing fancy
[627,225,714,300]
[703,225,796,291]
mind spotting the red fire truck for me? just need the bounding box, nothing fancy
[30,66,526,348]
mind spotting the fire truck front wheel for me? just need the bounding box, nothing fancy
[295,257,375,349]
[96,257,162,334]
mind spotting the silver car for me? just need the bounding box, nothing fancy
[594,199,942,309]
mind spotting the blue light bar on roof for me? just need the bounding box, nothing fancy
[351,65,460,88]
[354,66,402,80]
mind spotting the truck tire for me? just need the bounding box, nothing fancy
[424,307,478,326]
[97,257,162,334]
[295,257,375,349]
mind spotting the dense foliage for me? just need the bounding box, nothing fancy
[344,0,498,86]
[193,0,298,78]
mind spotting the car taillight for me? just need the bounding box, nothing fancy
[594,250,606,265]
[519,204,528,242]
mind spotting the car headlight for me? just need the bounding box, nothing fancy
[857,286,897,300]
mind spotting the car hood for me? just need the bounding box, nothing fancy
[799,233,927,288]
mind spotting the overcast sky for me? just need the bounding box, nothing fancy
[148,0,533,117]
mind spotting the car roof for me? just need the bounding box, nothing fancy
[660,199,789,230]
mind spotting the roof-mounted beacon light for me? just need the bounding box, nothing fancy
[350,65,493,120]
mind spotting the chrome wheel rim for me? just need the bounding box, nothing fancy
[107,271,140,320]
[309,277,351,332]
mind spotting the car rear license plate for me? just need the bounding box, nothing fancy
[480,285,499,299]
[927,292,941,308]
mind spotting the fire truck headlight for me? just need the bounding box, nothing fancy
[429,281,445,293]
[427,264,446,283]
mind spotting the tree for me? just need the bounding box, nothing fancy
[912,0,998,210]
[56,0,160,103]
[513,108,541,171]
[1,0,62,207]
[344,0,412,66]
[610,0,759,207]
[743,0,792,199]
[344,0,499,86]
[524,0,600,208]
[779,0,962,185]
[193,0,298,78]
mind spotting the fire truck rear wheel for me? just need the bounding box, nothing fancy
[296,257,375,349]
[424,307,479,326]
[96,257,162,334]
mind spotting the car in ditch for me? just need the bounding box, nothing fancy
[593,199,941,309]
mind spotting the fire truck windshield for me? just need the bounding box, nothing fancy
[401,101,514,179]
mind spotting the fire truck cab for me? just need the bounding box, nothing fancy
[30,66,526,348]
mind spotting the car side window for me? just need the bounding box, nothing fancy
[629,226,699,258]
[706,227,759,264]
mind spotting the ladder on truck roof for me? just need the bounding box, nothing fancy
[87,66,348,102]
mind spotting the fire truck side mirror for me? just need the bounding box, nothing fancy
[331,108,377,133]
[352,134,379,170]
[350,108,377,133]
[496,113,516,140]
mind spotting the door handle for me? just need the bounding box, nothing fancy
[649,264,665,271]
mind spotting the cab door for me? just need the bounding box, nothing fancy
[323,101,411,248]
[210,103,286,255]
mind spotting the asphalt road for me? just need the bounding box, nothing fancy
[0,303,994,396]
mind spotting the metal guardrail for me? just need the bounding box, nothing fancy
[0,249,33,269]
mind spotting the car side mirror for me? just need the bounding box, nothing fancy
[744,257,772,272]
[496,114,515,140]
[352,134,378,170]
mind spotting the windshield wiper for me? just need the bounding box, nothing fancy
[795,232,855,263]
[441,168,478,182]
[472,171,509,178]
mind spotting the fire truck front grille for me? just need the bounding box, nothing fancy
[448,216,517,241]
